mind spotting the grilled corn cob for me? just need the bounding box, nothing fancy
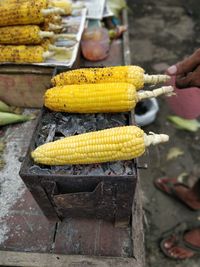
[0,45,54,63]
[0,1,64,27]
[45,83,173,113]
[51,66,170,90]
[31,126,169,165]
[0,25,54,45]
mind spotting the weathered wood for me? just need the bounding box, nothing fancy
[122,9,132,66]
[0,251,138,267]
[132,177,146,267]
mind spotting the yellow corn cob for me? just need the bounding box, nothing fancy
[0,0,27,4]
[31,126,169,165]
[41,39,53,50]
[0,25,54,45]
[51,66,170,90]
[0,1,64,27]
[44,14,62,25]
[44,83,173,113]
[0,45,54,63]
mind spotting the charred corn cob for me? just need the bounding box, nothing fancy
[0,45,54,63]
[31,126,169,165]
[52,66,170,90]
[41,39,53,50]
[0,1,64,27]
[0,25,54,45]
[45,83,173,113]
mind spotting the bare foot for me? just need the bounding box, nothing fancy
[162,228,200,260]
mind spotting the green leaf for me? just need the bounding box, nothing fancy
[168,116,200,132]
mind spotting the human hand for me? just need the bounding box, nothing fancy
[166,48,200,89]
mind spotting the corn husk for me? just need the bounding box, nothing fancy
[0,112,35,126]
[168,116,200,132]
[0,100,12,113]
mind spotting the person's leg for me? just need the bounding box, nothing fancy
[155,177,200,210]
[162,227,200,259]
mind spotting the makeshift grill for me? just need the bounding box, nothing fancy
[20,107,138,225]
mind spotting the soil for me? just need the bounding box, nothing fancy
[127,0,200,266]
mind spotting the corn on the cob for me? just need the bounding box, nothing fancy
[0,25,54,45]
[51,66,170,90]
[41,39,53,50]
[31,126,169,165]
[0,1,64,27]
[44,83,173,113]
[0,45,54,63]
[44,14,62,25]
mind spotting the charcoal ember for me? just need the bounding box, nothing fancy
[45,124,56,143]
[87,164,105,176]
[42,112,56,125]
[124,161,134,175]
[50,165,74,174]
[75,114,96,134]
[56,117,77,137]
[111,113,128,126]
[109,161,125,175]
[29,165,51,175]
[73,164,93,175]
[54,112,71,123]
[36,124,54,146]
[96,113,127,130]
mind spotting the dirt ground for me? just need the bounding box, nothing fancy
[127,0,200,266]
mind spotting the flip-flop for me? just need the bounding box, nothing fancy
[154,177,200,211]
[160,221,200,260]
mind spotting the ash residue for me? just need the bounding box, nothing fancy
[30,110,135,176]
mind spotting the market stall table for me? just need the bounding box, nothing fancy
[0,9,145,267]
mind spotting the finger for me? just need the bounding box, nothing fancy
[176,70,200,89]
[167,49,200,76]
[176,49,200,75]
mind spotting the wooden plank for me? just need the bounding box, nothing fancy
[0,251,138,267]
[132,179,146,267]
[122,9,132,65]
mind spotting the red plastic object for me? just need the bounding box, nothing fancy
[81,27,110,61]
[166,76,200,119]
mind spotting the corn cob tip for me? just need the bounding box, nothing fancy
[137,86,174,101]
[144,74,171,84]
[39,31,55,38]
[41,7,65,16]
[48,23,63,31]
[49,45,72,52]
[43,51,55,59]
[144,133,169,147]
[55,34,77,41]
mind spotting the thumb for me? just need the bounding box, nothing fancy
[167,65,178,75]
